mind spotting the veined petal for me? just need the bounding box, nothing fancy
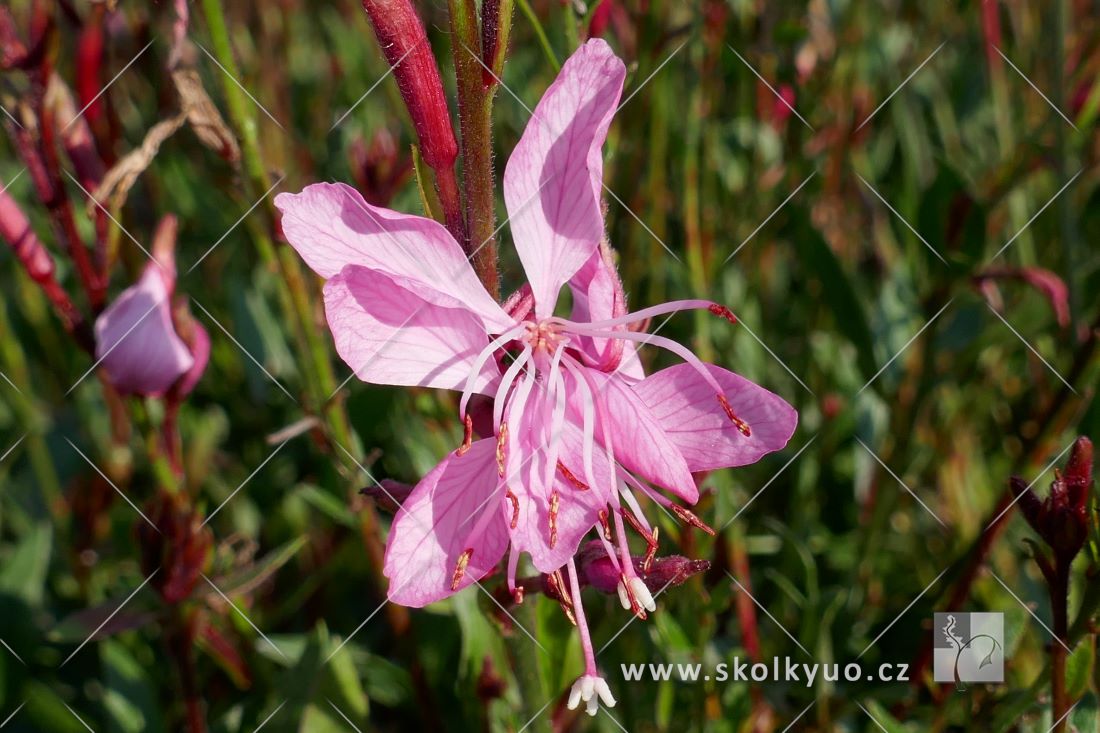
[323,265,501,394]
[503,39,625,318]
[275,182,512,331]
[94,264,193,396]
[633,363,798,472]
[384,439,510,607]
[507,382,608,573]
[568,244,644,379]
[566,367,697,502]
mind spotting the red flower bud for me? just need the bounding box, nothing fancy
[1012,437,1093,564]
[361,0,458,172]
[137,491,213,604]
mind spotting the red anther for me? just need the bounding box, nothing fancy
[546,568,575,623]
[708,303,738,323]
[506,490,519,529]
[457,413,473,455]
[451,548,473,591]
[597,509,613,540]
[620,573,648,620]
[557,460,590,490]
[643,526,659,574]
[717,394,752,437]
[670,504,716,536]
[495,423,508,476]
[619,507,647,537]
[548,491,560,549]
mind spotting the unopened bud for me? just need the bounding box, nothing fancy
[361,0,458,172]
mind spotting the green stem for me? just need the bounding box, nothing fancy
[515,0,559,71]
[0,295,62,511]
[448,0,501,298]
[561,0,580,52]
[200,0,359,458]
[506,599,550,733]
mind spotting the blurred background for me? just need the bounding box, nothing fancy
[1,1,1098,731]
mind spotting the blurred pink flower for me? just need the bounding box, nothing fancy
[277,39,797,713]
[94,217,205,397]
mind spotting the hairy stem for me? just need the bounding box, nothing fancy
[447,0,501,297]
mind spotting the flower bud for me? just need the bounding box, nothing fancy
[137,490,212,603]
[94,216,195,396]
[480,0,513,88]
[361,0,458,172]
[1012,437,1094,564]
[349,127,412,206]
[575,540,710,594]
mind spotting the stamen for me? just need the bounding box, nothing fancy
[551,298,722,332]
[458,323,526,420]
[456,413,473,455]
[597,509,612,540]
[562,324,727,397]
[506,490,520,529]
[643,526,659,573]
[495,423,508,477]
[670,504,716,536]
[566,560,599,675]
[513,586,525,604]
[619,572,647,619]
[708,303,737,323]
[548,490,560,548]
[450,548,473,591]
[492,345,532,431]
[717,394,752,436]
[558,461,590,491]
[619,507,659,573]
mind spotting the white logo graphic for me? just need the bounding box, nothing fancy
[933,612,1004,685]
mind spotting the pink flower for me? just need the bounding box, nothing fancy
[276,39,797,712]
[94,216,205,397]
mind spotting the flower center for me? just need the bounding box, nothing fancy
[524,319,566,356]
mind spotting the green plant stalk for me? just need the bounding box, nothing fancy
[0,295,62,510]
[515,0,559,71]
[561,0,580,52]
[507,599,550,733]
[1049,561,1070,733]
[448,0,502,298]
[201,0,358,457]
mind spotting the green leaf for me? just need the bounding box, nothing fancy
[209,535,308,598]
[0,522,51,605]
[103,640,164,733]
[861,699,914,733]
[411,145,443,224]
[1066,641,1094,702]
[793,213,877,382]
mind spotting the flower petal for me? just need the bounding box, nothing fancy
[384,439,510,607]
[633,364,798,471]
[502,39,626,317]
[568,244,644,379]
[506,381,608,573]
[275,182,511,331]
[94,265,193,396]
[323,265,501,393]
[567,367,698,502]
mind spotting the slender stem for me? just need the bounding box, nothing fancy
[447,0,501,297]
[1050,561,1070,733]
[200,0,359,457]
[515,0,559,71]
[505,599,550,733]
[167,606,207,733]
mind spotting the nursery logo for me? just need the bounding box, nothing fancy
[933,612,1004,686]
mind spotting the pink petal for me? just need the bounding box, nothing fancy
[323,265,501,393]
[633,364,798,472]
[567,367,697,502]
[507,383,608,573]
[502,39,626,317]
[275,182,511,331]
[568,245,645,380]
[384,439,510,606]
[94,264,193,396]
